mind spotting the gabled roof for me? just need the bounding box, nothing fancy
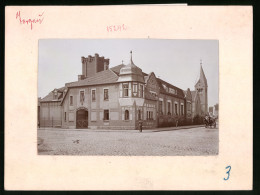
[40,86,66,102]
[156,78,185,99]
[183,90,187,97]
[41,92,62,102]
[144,72,157,85]
[110,64,126,75]
[144,75,149,83]
[66,69,119,88]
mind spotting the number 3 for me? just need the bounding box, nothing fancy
[224,165,231,180]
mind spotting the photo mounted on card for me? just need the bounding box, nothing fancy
[5,6,252,190]
[37,39,219,156]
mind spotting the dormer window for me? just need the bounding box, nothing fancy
[53,90,58,99]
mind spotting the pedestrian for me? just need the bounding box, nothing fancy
[175,114,178,127]
[139,120,143,132]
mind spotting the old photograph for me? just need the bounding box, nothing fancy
[38,39,219,156]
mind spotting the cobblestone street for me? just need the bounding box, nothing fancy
[38,126,218,156]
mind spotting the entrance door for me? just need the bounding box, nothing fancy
[76,109,88,128]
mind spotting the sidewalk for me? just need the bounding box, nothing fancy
[150,125,205,132]
[38,124,205,132]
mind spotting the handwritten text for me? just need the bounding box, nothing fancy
[16,11,44,30]
[224,165,231,181]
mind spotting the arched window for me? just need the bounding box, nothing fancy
[125,110,129,120]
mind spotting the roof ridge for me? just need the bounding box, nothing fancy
[157,77,183,91]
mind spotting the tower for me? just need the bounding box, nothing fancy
[80,53,110,80]
[194,60,208,115]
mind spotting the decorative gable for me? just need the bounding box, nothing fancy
[145,72,159,98]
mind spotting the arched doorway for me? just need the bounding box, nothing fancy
[76,109,88,128]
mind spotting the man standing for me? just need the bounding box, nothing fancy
[175,114,179,127]
[139,120,143,132]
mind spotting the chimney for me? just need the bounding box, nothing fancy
[81,56,87,77]
[104,58,110,70]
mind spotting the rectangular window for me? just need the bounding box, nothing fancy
[125,110,129,120]
[104,110,109,120]
[92,90,96,101]
[104,89,109,100]
[70,96,73,106]
[140,85,144,98]
[146,111,154,120]
[168,102,171,115]
[80,91,85,103]
[64,112,66,121]
[175,103,178,115]
[138,109,141,120]
[159,101,163,114]
[123,83,129,97]
[133,83,138,93]
[181,104,184,115]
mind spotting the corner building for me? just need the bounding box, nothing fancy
[39,52,207,130]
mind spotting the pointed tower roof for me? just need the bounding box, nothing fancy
[195,60,208,87]
[117,51,144,83]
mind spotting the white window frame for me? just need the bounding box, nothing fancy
[69,95,73,106]
[174,101,178,115]
[125,110,130,120]
[133,83,138,93]
[123,83,129,97]
[167,100,172,115]
[79,90,85,104]
[91,89,96,101]
[104,109,110,120]
[103,88,109,100]
[181,103,184,115]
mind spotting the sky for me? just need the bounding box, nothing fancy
[38,39,219,107]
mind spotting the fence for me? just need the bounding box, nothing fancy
[39,117,62,128]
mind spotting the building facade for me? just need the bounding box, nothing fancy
[39,52,208,129]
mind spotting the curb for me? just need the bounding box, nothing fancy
[151,125,205,132]
[38,125,206,132]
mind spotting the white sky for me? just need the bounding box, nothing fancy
[38,39,219,107]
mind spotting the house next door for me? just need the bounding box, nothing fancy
[76,109,88,128]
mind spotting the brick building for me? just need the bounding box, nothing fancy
[39,52,207,129]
